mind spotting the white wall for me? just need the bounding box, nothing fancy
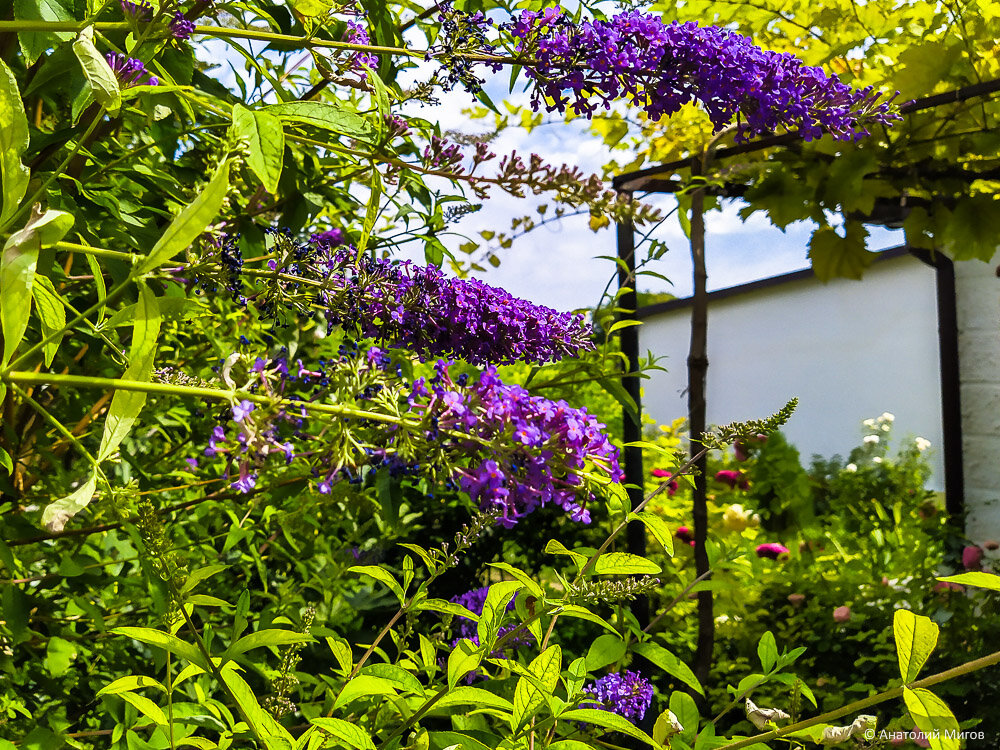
[637,253,946,487]
[956,250,1000,541]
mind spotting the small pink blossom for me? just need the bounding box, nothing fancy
[832,605,851,623]
[755,542,790,560]
[912,728,930,748]
[787,593,805,607]
[963,545,984,571]
[651,468,678,496]
[934,581,964,594]
[715,469,747,489]
[675,526,695,546]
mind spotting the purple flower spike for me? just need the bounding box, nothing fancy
[120,0,152,22]
[170,11,196,41]
[507,10,899,141]
[583,671,654,721]
[105,52,159,88]
[450,586,533,651]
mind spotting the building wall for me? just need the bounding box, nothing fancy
[956,251,1000,542]
[637,254,946,487]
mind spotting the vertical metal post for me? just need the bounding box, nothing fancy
[616,195,648,629]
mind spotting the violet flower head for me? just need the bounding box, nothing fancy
[120,0,152,22]
[170,11,196,41]
[345,21,378,76]
[320,250,595,366]
[310,228,345,248]
[232,399,255,423]
[105,53,159,87]
[506,10,899,141]
[756,542,790,560]
[583,671,654,722]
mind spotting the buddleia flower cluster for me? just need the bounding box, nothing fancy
[500,8,899,140]
[239,231,595,367]
[427,1,503,95]
[193,347,621,527]
[582,671,654,721]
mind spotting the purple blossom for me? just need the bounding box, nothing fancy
[345,21,378,76]
[105,52,159,87]
[120,0,152,22]
[506,10,899,141]
[310,228,345,247]
[583,671,654,722]
[231,463,257,494]
[318,249,594,366]
[169,11,195,41]
[232,400,255,423]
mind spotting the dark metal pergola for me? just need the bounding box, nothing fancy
[613,76,1000,568]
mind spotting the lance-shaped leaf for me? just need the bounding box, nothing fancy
[310,718,376,750]
[41,472,97,533]
[559,709,657,746]
[136,159,230,275]
[633,641,703,696]
[97,284,160,462]
[903,687,959,750]
[894,609,938,683]
[0,58,30,225]
[512,644,561,729]
[72,25,121,114]
[220,665,295,742]
[111,626,208,669]
[1,207,74,367]
[590,551,661,576]
[447,638,482,689]
[30,275,66,367]
[265,101,376,142]
[937,571,1000,592]
[231,104,284,195]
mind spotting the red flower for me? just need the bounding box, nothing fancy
[651,468,678,496]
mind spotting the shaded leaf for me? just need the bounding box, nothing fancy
[232,104,284,194]
[0,58,30,224]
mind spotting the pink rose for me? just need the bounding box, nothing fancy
[755,542,790,560]
[675,526,695,546]
[833,605,851,623]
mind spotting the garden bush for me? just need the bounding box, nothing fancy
[0,2,996,749]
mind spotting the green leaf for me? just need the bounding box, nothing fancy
[220,666,295,742]
[179,563,229,595]
[228,629,312,657]
[0,58,30,225]
[937,571,1000,591]
[349,564,404,603]
[427,732,494,750]
[487,563,544,598]
[310,718,376,750]
[358,0,399,82]
[585,634,626,672]
[358,663,425,696]
[590,552,661,576]
[477,581,522,647]
[436,687,514,712]
[84,253,106,326]
[1,207,74,366]
[118,692,167,726]
[357,166,382,255]
[903,687,959,750]
[14,0,75,66]
[104,296,205,329]
[136,159,230,275]
[669,691,699,744]
[97,675,167,696]
[72,25,121,114]
[512,644,561,730]
[757,631,777,672]
[41,472,97,533]
[265,101,377,142]
[628,511,674,556]
[97,283,160,462]
[543,539,589,568]
[565,657,588,697]
[559,709,657,746]
[44,636,76,676]
[30,276,66,367]
[894,609,939,683]
[555,604,619,635]
[418,598,480,622]
[447,638,482,690]
[112,626,208,669]
[232,104,284,195]
[326,636,353,674]
[807,222,874,282]
[633,642,703,696]
[288,0,333,17]
[333,675,398,709]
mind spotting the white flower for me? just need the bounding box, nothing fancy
[915,436,931,452]
[879,412,895,423]
[873,456,883,464]
[863,435,880,444]
[862,418,877,429]
[844,463,858,473]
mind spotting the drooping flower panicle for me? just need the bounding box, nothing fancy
[506,9,899,141]
[170,11,196,41]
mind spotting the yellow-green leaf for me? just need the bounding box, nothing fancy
[894,609,938,683]
[0,57,29,224]
[903,687,959,750]
[72,25,121,114]
[310,718,376,750]
[30,275,66,367]
[937,571,1000,592]
[590,552,661,576]
[231,104,284,195]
